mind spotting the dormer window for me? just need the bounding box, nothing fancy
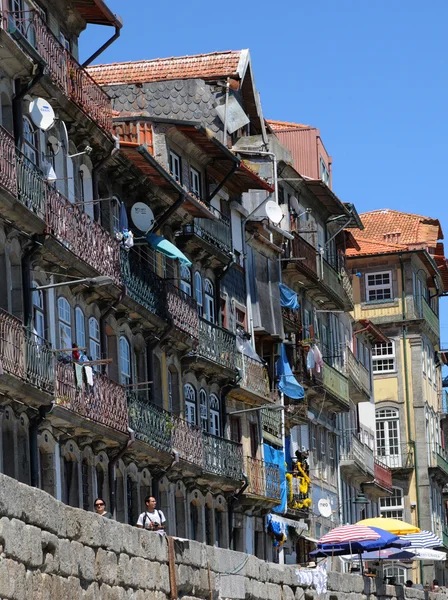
[169,151,181,183]
[190,167,201,197]
[320,157,330,186]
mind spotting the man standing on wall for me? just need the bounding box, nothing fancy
[137,496,166,532]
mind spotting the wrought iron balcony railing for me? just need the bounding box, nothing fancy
[0,125,17,197]
[120,249,168,321]
[340,434,375,477]
[376,442,415,471]
[181,211,232,257]
[3,10,112,131]
[244,456,281,501]
[236,352,272,401]
[197,317,236,370]
[0,308,53,393]
[261,407,282,445]
[374,458,392,491]
[202,432,243,480]
[16,148,46,220]
[127,392,172,453]
[171,414,203,467]
[166,283,199,341]
[46,185,121,284]
[55,362,128,433]
[290,234,318,276]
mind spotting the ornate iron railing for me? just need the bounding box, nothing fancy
[0,308,25,379]
[171,415,203,467]
[0,124,17,197]
[25,329,54,393]
[282,306,301,330]
[182,213,232,256]
[202,432,243,480]
[45,185,121,284]
[261,407,282,443]
[55,362,128,433]
[346,346,371,397]
[244,456,281,501]
[127,392,172,453]
[16,149,46,220]
[376,442,415,470]
[120,249,167,320]
[197,317,236,370]
[3,10,112,131]
[374,458,392,491]
[166,283,199,341]
[236,353,272,400]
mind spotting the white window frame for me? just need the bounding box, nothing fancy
[380,486,404,520]
[319,157,330,186]
[190,167,201,197]
[184,383,197,425]
[194,271,203,317]
[119,336,131,386]
[365,271,393,303]
[58,297,72,349]
[89,317,101,366]
[376,408,401,468]
[204,278,215,323]
[199,388,208,432]
[180,265,192,296]
[209,393,220,437]
[169,150,181,183]
[372,341,396,373]
[75,306,86,349]
[32,283,45,341]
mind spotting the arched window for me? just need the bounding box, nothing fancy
[23,116,38,165]
[75,307,85,349]
[204,279,214,323]
[380,487,404,519]
[58,297,72,349]
[168,367,180,413]
[119,336,131,385]
[209,393,220,436]
[79,164,93,218]
[126,473,138,526]
[184,383,197,425]
[199,388,208,432]
[376,408,401,468]
[180,265,192,296]
[194,272,203,316]
[32,282,45,341]
[81,458,91,511]
[111,197,121,234]
[89,317,101,365]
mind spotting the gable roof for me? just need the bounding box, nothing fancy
[87,50,247,86]
[266,119,313,132]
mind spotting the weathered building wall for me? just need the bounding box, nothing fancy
[0,472,443,600]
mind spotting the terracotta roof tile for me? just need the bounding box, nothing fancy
[266,119,311,131]
[87,50,243,86]
[346,237,407,257]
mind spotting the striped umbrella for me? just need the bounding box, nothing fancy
[398,530,442,548]
[318,525,381,545]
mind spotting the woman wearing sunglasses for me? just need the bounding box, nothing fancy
[94,498,113,519]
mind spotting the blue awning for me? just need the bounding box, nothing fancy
[276,344,305,400]
[279,283,300,311]
[146,233,192,267]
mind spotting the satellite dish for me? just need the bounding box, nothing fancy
[131,202,155,232]
[28,98,55,131]
[289,196,301,214]
[48,136,61,156]
[265,200,283,225]
[318,498,332,519]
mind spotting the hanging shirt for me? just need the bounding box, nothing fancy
[306,348,315,371]
[313,345,323,373]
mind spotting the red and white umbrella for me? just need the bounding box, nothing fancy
[319,525,381,545]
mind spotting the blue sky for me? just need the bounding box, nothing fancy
[81,0,448,346]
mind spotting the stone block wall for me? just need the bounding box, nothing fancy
[0,472,444,600]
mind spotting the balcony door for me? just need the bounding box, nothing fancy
[376,408,401,468]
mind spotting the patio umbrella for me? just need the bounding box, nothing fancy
[318,525,381,545]
[357,517,420,535]
[397,530,442,548]
[341,548,447,562]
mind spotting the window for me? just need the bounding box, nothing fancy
[383,566,406,585]
[311,424,317,450]
[23,117,38,166]
[190,167,201,197]
[319,157,330,186]
[229,416,241,443]
[184,384,197,425]
[75,307,85,349]
[209,393,220,436]
[169,150,181,183]
[303,309,312,339]
[380,487,404,520]
[427,344,432,381]
[372,341,395,373]
[235,305,247,330]
[329,434,334,461]
[366,271,392,302]
[32,283,45,341]
[58,297,72,349]
[180,265,192,296]
[89,317,101,365]
[204,279,215,323]
[119,336,131,385]
[194,272,203,316]
[199,388,208,432]
[112,198,121,234]
[376,408,401,468]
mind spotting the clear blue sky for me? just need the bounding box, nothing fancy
[81,0,448,347]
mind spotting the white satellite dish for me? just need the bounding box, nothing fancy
[265,200,284,225]
[289,196,301,214]
[47,135,61,156]
[318,498,332,519]
[131,202,155,233]
[28,98,55,131]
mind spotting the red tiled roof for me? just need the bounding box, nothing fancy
[87,50,243,86]
[355,209,442,247]
[346,237,407,257]
[266,119,311,131]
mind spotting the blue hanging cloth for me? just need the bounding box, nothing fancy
[276,344,305,400]
[118,201,129,231]
[278,283,300,311]
[264,443,287,514]
[146,233,192,267]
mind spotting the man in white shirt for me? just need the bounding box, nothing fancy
[136,496,166,532]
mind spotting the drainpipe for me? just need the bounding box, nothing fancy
[82,20,122,68]
[29,403,54,488]
[108,429,135,517]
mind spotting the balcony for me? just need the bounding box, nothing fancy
[202,433,243,481]
[0,125,17,198]
[120,249,168,323]
[373,459,393,491]
[3,10,112,132]
[319,257,353,311]
[340,435,375,485]
[346,347,371,403]
[166,283,199,344]
[229,353,274,405]
[192,317,236,374]
[322,362,349,410]
[127,393,172,454]
[429,446,448,483]
[282,306,301,332]
[376,442,415,473]
[177,210,233,266]
[0,308,54,395]
[46,186,121,284]
[171,415,203,468]
[54,362,128,434]
[422,298,439,338]
[261,407,282,446]
[244,456,281,502]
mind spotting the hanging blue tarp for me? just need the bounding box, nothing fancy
[279,283,300,311]
[276,344,305,400]
[264,443,286,514]
[146,233,192,267]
